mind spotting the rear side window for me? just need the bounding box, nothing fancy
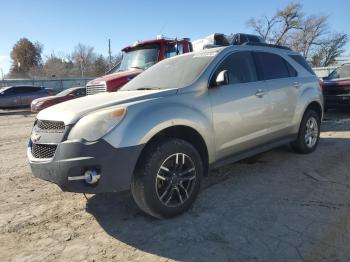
[15,86,41,93]
[289,55,316,75]
[215,51,258,85]
[254,52,291,80]
[286,62,297,77]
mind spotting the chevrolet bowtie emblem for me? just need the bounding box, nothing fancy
[31,132,41,143]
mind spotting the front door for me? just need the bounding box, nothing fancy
[209,51,271,160]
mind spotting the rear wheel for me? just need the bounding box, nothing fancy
[291,109,320,154]
[131,138,203,218]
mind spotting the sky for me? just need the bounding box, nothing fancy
[0,0,349,74]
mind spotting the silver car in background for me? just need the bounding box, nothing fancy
[27,44,323,218]
[0,85,53,108]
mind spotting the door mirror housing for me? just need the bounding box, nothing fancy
[215,70,229,86]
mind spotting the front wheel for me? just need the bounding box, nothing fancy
[291,109,321,154]
[131,138,203,218]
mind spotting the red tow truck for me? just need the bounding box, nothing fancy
[86,35,192,95]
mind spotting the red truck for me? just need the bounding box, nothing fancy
[86,36,192,95]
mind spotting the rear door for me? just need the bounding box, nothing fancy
[253,52,299,137]
[209,51,272,160]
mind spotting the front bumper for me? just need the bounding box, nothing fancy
[28,139,143,193]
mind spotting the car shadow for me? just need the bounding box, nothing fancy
[86,111,350,261]
[0,108,34,116]
[322,108,350,132]
[85,145,299,261]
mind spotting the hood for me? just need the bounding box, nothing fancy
[32,95,71,104]
[37,89,177,125]
[32,95,61,104]
[87,69,143,86]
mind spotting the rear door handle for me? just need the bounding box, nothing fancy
[255,89,265,97]
[294,82,301,88]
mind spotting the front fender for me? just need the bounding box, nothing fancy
[103,96,215,163]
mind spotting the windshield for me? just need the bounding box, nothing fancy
[56,88,76,97]
[117,44,160,72]
[106,62,121,74]
[328,65,350,80]
[121,51,218,91]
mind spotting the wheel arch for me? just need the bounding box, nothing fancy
[305,101,323,120]
[135,125,210,177]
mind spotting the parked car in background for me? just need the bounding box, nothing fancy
[322,63,350,111]
[86,35,192,95]
[31,86,86,112]
[28,44,323,218]
[0,86,54,108]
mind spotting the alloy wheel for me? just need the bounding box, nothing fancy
[304,117,318,148]
[155,153,197,207]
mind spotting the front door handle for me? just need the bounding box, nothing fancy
[255,89,265,97]
[294,82,301,88]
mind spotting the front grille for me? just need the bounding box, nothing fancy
[86,84,107,95]
[36,120,65,133]
[31,144,57,159]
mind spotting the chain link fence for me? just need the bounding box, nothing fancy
[0,78,94,92]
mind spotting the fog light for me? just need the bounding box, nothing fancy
[84,170,100,184]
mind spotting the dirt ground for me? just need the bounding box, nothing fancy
[1,108,350,262]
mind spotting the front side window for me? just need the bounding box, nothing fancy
[118,44,160,72]
[254,52,291,80]
[165,43,184,59]
[214,51,258,85]
[73,88,86,96]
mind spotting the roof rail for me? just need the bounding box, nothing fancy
[242,42,292,51]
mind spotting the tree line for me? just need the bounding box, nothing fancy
[246,2,348,67]
[8,38,121,79]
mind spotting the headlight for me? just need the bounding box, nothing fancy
[68,107,127,141]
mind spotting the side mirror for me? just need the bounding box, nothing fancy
[215,70,229,86]
[322,76,328,81]
[0,92,4,96]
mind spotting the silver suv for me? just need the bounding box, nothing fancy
[28,45,323,218]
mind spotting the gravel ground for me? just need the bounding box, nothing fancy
[0,108,350,262]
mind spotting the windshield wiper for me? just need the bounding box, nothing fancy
[135,87,160,90]
[130,66,144,70]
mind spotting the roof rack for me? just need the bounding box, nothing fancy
[242,42,292,51]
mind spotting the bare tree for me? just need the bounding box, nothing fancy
[246,2,348,66]
[246,2,303,45]
[72,43,96,77]
[290,15,328,58]
[246,15,279,43]
[274,2,303,45]
[311,33,348,67]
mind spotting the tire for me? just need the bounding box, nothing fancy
[290,109,321,154]
[131,138,203,219]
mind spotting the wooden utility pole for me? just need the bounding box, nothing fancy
[108,39,112,69]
